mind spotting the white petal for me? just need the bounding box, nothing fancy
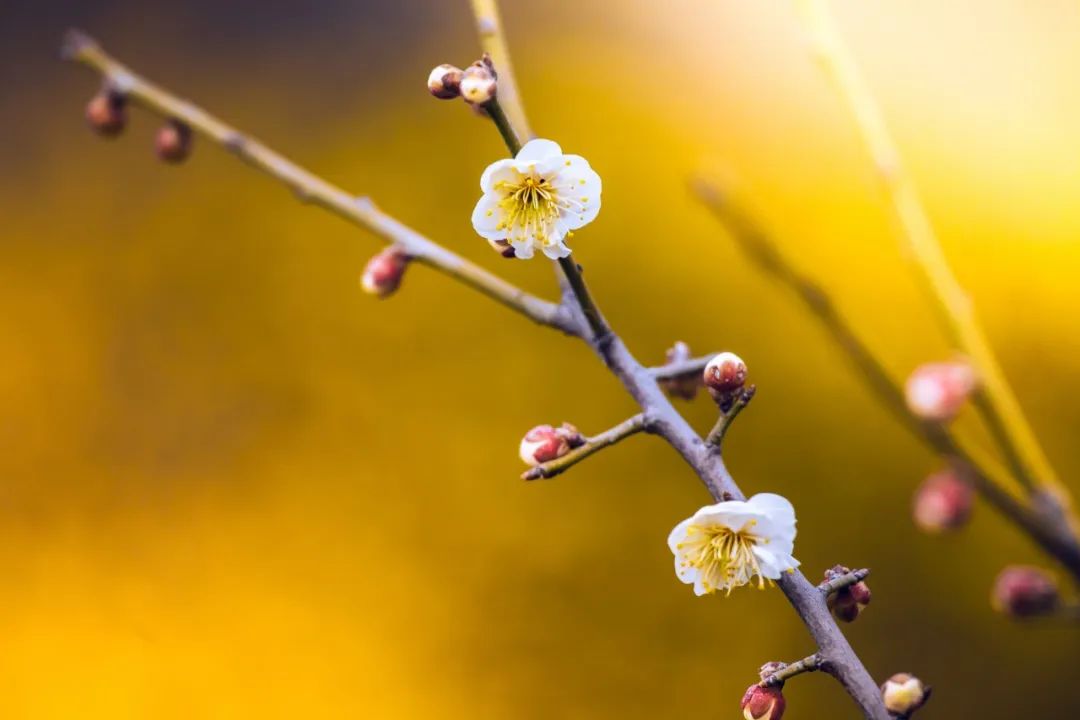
[693,576,710,596]
[515,138,562,164]
[667,518,693,553]
[471,193,506,240]
[754,546,799,579]
[480,159,517,192]
[542,240,572,259]
[746,493,796,527]
[510,239,535,259]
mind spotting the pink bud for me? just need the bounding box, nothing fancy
[154,120,192,163]
[905,362,975,421]
[85,92,126,136]
[741,684,785,720]
[881,673,929,716]
[913,469,973,533]
[992,566,1059,618]
[360,247,410,298]
[519,423,585,466]
[703,352,747,404]
[823,565,872,623]
[659,341,700,401]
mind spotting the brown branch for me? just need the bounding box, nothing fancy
[60,30,576,336]
[760,653,823,687]
[691,176,1080,583]
[649,354,715,382]
[819,568,870,596]
[704,386,756,447]
[523,414,647,480]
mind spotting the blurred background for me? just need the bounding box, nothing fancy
[3,0,1080,716]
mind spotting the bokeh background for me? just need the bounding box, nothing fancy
[3,0,1080,717]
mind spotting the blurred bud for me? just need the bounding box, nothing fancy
[486,237,516,259]
[460,56,498,105]
[658,341,700,401]
[704,352,747,405]
[881,673,929,716]
[360,247,410,298]
[992,565,1059,619]
[427,63,464,100]
[912,468,973,533]
[85,91,126,136]
[154,119,193,163]
[904,362,975,421]
[823,565,872,623]
[741,684,785,720]
[519,423,585,466]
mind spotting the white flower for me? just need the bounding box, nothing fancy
[667,493,799,596]
[471,138,602,260]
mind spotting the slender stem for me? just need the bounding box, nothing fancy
[523,414,647,480]
[557,256,610,341]
[819,568,870,596]
[59,30,575,335]
[650,354,715,382]
[469,0,533,140]
[692,176,1080,582]
[793,0,1070,515]
[704,387,756,447]
[760,654,823,687]
[482,97,522,156]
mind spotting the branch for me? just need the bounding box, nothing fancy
[704,386,756,447]
[523,414,647,480]
[691,176,1080,583]
[819,568,870,596]
[760,654,823,687]
[793,0,1072,519]
[59,30,576,336]
[469,0,533,140]
[649,354,715,382]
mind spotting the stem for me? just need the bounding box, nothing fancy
[523,414,647,480]
[557,256,610,341]
[482,97,522,156]
[704,387,756,447]
[760,654,823,687]
[819,568,870,596]
[793,0,1070,514]
[469,0,533,140]
[649,354,716,382]
[59,30,575,335]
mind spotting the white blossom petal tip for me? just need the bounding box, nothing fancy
[668,493,799,596]
[471,139,601,259]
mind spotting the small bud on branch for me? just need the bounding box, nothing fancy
[154,119,193,163]
[427,63,464,99]
[704,351,748,408]
[905,362,975,422]
[992,565,1060,619]
[519,423,585,467]
[741,683,785,720]
[880,673,930,717]
[85,90,127,136]
[360,247,410,298]
[913,468,973,534]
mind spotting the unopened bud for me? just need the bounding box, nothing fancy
[360,247,410,298]
[659,341,700,401]
[460,57,497,105]
[741,683,785,720]
[881,673,929,716]
[85,91,126,136]
[519,423,585,466]
[823,565,872,623]
[905,362,975,421]
[992,565,1059,619]
[704,352,747,405]
[912,468,973,533]
[486,237,516,259]
[427,63,464,100]
[154,119,192,163]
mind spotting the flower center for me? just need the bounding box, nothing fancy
[496,174,562,247]
[680,522,767,594]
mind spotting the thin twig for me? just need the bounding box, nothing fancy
[59,30,576,336]
[523,414,647,480]
[481,96,522,156]
[819,568,870,596]
[469,0,533,140]
[649,354,715,382]
[760,654,824,687]
[793,0,1072,518]
[704,386,757,447]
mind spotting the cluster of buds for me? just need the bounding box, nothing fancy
[703,351,748,409]
[360,247,411,298]
[904,361,976,422]
[992,565,1060,619]
[741,682,785,720]
[427,54,498,106]
[823,565,872,623]
[658,341,701,400]
[881,673,930,717]
[85,89,127,136]
[912,468,973,533]
[519,423,585,466]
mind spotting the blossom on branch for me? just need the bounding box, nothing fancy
[471,139,602,260]
[668,493,799,596]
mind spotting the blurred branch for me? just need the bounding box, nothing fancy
[691,176,1080,583]
[523,414,647,480]
[59,30,577,336]
[793,0,1074,526]
[469,0,533,140]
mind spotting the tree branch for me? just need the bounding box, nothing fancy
[819,568,870,596]
[59,30,576,336]
[760,653,823,687]
[704,386,756,448]
[649,354,715,382]
[523,414,647,480]
[469,0,533,140]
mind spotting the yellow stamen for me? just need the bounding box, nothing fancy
[680,523,765,594]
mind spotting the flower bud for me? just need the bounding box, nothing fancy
[823,565,872,623]
[992,565,1059,619]
[154,120,192,163]
[912,468,973,533]
[486,237,516,259]
[460,57,497,105]
[360,247,410,298]
[741,683,785,720]
[881,673,929,716]
[519,423,585,466]
[703,352,747,406]
[85,91,127,137]
[659,341,700,401]
[427,63,464,100]
[904,362,975,421]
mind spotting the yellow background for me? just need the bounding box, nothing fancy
[2,0,1079,716]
